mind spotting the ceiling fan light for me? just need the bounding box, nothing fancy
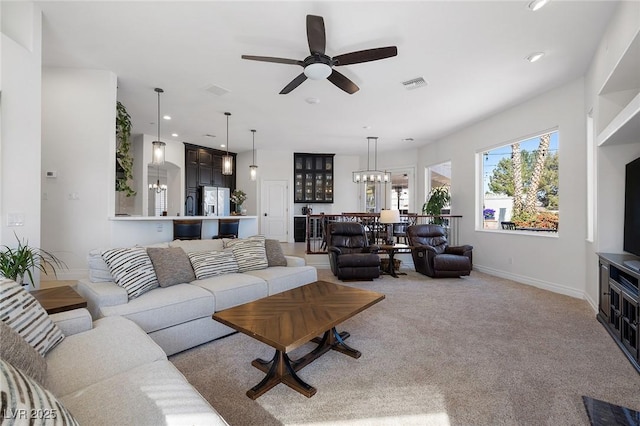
[304,63,332,80]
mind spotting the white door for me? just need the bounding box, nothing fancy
[261,180,288,241]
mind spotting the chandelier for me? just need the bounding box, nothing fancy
[352,137,391,184]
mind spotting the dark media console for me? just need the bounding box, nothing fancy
[598,253,640,373]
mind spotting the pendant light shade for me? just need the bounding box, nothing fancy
[222,112,233,176]
[150,88,166,195]
[352,137,391,184]
[249,129,258,181]
[151,88,165,166]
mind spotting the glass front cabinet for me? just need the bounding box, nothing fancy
[294,153,334,203]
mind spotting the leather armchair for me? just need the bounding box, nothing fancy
[327,222,381,281]
[406,224,473,278]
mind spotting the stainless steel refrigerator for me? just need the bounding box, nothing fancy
[201,186,230,216]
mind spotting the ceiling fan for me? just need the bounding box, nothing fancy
[241,15,398,95]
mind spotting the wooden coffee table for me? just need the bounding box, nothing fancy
[212,280,385,399]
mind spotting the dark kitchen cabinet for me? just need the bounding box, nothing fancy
[184,143,236,215]
[294,153,334,203]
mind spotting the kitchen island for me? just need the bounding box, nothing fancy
[108,216,258,247]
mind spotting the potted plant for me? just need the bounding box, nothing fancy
[0,234,66,289]
[422,186,451,225]
[230,189,247,215]
[116,101,136,197]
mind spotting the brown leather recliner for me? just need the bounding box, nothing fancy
[407,224,473,278]
[327,222,381,281]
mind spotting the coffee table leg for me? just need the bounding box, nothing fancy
[248,350,316,399]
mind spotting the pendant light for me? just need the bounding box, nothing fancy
[150,88,166,193]
[249,129,258,181]
[222,112,233,175]
[352,137,391,184]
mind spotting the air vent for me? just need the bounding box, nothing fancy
[204,84,230,96]
[402,77,427,90]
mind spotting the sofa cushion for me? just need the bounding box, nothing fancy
[0,320,47,384]
[147,247,196,287]
[194,273,268,311]
[0,278,65,356]
[1,359,79,425]
[87,249,114,282]
[99,283,215,334]
[59,360,226,426]
[187,250,239,279]
[246,265,318,295]
[169,239,224,253]
[265,239,287,267]
[102,247,159,299]
[226,238,268,272]
[45,316,166,397]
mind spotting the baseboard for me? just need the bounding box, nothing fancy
[474,264,585,300]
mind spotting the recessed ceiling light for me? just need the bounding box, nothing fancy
[527,0,550,11]
[305,97,320,104]
[402,138,414,142]
[171,133,178,137]
[526,52,545,63]
[163,115,171,120]
[363,125,372,130]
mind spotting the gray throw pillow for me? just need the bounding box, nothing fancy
[0,321,47,385]
[265,239,287,267]
[146,247,196,287]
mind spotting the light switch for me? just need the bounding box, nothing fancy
[7,213,25,227]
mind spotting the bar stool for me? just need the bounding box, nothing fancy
[212,219,240,239]
[173,219,202,240]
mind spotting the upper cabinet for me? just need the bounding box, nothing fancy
[597,29,640,146]
[184,143,236,215]
[294,153,334,203]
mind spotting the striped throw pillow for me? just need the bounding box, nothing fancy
[226,238,268,272]
[101,247,159,299]
[0,278,65,356]
[0,358,79,425]
[187,251,239,280]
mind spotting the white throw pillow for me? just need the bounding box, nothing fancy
[0,358,79,425]
[101,247,159,299]
[226,237,268,272]
[187,251,239,280]
[0,278,65,356]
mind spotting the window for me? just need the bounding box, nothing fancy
[480,130,559,233]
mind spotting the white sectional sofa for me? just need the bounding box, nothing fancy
[47,309,228,425]
[1,277,228,425]
[77,238,318,355]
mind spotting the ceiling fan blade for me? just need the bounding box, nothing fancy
[333,46,398,66]
[280,73,308,94]
[327,70,359,94]
[306,15,326,54]
[241,55,303,66]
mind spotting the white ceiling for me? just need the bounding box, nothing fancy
[37,1,617,156]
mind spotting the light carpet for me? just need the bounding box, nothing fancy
[170,269,640,425]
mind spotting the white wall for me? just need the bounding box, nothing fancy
[418,79,588,299]
[584,1,640,309]
[1,3,43,286]
[41,68,117,279]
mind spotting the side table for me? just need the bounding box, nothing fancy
[379,244,413,278]
[30,285,87,314]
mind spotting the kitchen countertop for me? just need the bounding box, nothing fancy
[109,215,257,221]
